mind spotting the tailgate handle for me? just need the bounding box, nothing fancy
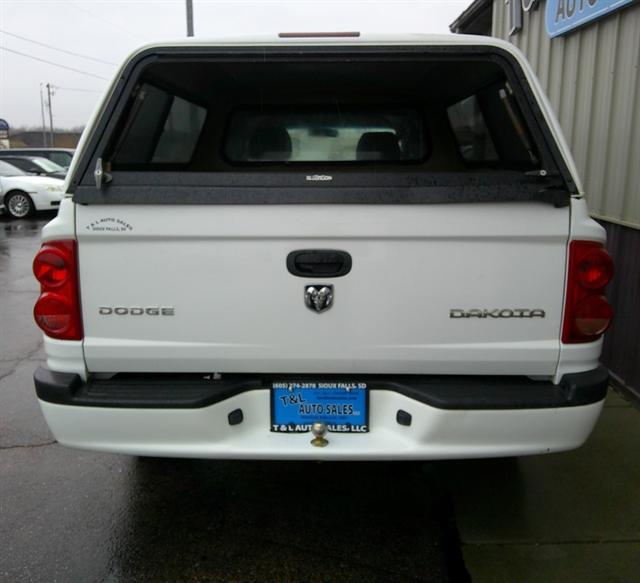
[287,250,352,278]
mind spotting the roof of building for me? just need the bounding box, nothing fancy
[449,0,493,34]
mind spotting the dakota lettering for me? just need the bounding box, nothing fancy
[451,309,546,319]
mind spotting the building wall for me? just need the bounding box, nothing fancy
[491,1,640,395]
[600,221,640,396]
[493,1,640,229]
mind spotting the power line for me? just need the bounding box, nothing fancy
[0,46,109,80]
[0,29,118,66]
[64,1,142,40]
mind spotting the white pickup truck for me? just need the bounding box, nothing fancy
[32,34,613,460]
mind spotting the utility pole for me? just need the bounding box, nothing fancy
[46,83,54,147]
[186,0,194,37]
[39,84,47,147]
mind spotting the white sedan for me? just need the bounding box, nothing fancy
[0,159,65,219]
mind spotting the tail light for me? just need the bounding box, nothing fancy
[562,241,614,344]
[33,240,83,340]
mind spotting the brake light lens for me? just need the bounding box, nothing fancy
[562,241,614,344]
[577,248,614,289]
[33,246,69,288]
[33,240,83,340]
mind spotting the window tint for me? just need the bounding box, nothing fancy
[49,152,73,167]
[32,157,65,172]
[3,159,33,172]
[447,95,498,163]
[100,57,547,177]
[153,96,206,163]
[112,84,206,166]
[0,160,26,176]
[224,107,426,163]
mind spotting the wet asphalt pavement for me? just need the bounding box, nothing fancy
[2,212,639,582]
[0,213,468,582]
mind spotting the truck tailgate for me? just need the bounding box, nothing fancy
[77,201,568,376]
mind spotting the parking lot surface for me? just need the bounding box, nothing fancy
[1,213,639,582]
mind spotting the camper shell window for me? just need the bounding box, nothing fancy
[223,107,427,164]
[106,55,542,173]
[72,46,575,204]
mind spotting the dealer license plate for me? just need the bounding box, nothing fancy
[271,381,369,433]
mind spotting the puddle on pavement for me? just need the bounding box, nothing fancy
[106,459,470,582]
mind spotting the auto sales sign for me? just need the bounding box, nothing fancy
[0,119,9,149]
[546,0,637,38]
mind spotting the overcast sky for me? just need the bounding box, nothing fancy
[0,0,472,129]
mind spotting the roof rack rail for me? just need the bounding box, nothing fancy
[278,31,361,38]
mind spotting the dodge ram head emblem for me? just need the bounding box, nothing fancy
[304,285,334,313]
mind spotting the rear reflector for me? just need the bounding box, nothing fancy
[573,295,614,337]
[34,293,74,335]
[33,240,83,340]
[562,241,614,344]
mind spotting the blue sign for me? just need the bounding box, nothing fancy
[546,0,637,38]
[0,119,8,140]
[271,381,368,433]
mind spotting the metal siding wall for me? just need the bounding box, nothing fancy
[491,2,639,395]
[492,1,640,229]
[601,221,640,395]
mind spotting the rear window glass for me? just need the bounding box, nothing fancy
[0,160,26,176]
[103,57,547,176]
[447,95,498,163]
[32,157,65,172]
[153,95,207,163]
[49,152,73,167]
[224,107,426,164]
[112,84,206,166]
[447,83,540,169]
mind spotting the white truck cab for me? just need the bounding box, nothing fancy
[33,34,613,460]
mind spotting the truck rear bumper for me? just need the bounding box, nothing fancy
[34,368,608,460]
